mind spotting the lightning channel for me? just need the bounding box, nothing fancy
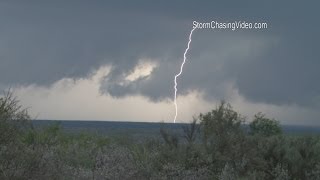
[173,27,196,123]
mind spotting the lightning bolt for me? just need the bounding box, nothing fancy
[173,27,196,123]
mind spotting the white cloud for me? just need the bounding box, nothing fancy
[13,66,205,123]
[125,59,157,81]
[11,65,320,125]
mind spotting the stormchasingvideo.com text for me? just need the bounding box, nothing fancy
[193,20,268,31]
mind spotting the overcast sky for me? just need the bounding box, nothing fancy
[1,1,319,125]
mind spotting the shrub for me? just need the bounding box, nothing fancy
[199,101,244,148]
[250,112,282,137]
[182,118,199,145]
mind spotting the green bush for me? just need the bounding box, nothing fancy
[250,112,282,137]
[1,92,320,179]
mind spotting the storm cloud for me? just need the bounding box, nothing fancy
[1,0,320,110]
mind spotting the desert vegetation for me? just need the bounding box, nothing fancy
[1,92,320,179]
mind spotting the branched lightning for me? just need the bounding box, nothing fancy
[173,27,196,123]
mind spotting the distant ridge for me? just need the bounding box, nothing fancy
[31,120,320,135]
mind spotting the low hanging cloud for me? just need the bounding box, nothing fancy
[13,65,320,125]
[14,66,210,122]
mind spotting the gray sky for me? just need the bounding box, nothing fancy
[1,1,319,125]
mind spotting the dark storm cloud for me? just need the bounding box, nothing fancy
[0,0,189,85]
[1,0,320,107]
